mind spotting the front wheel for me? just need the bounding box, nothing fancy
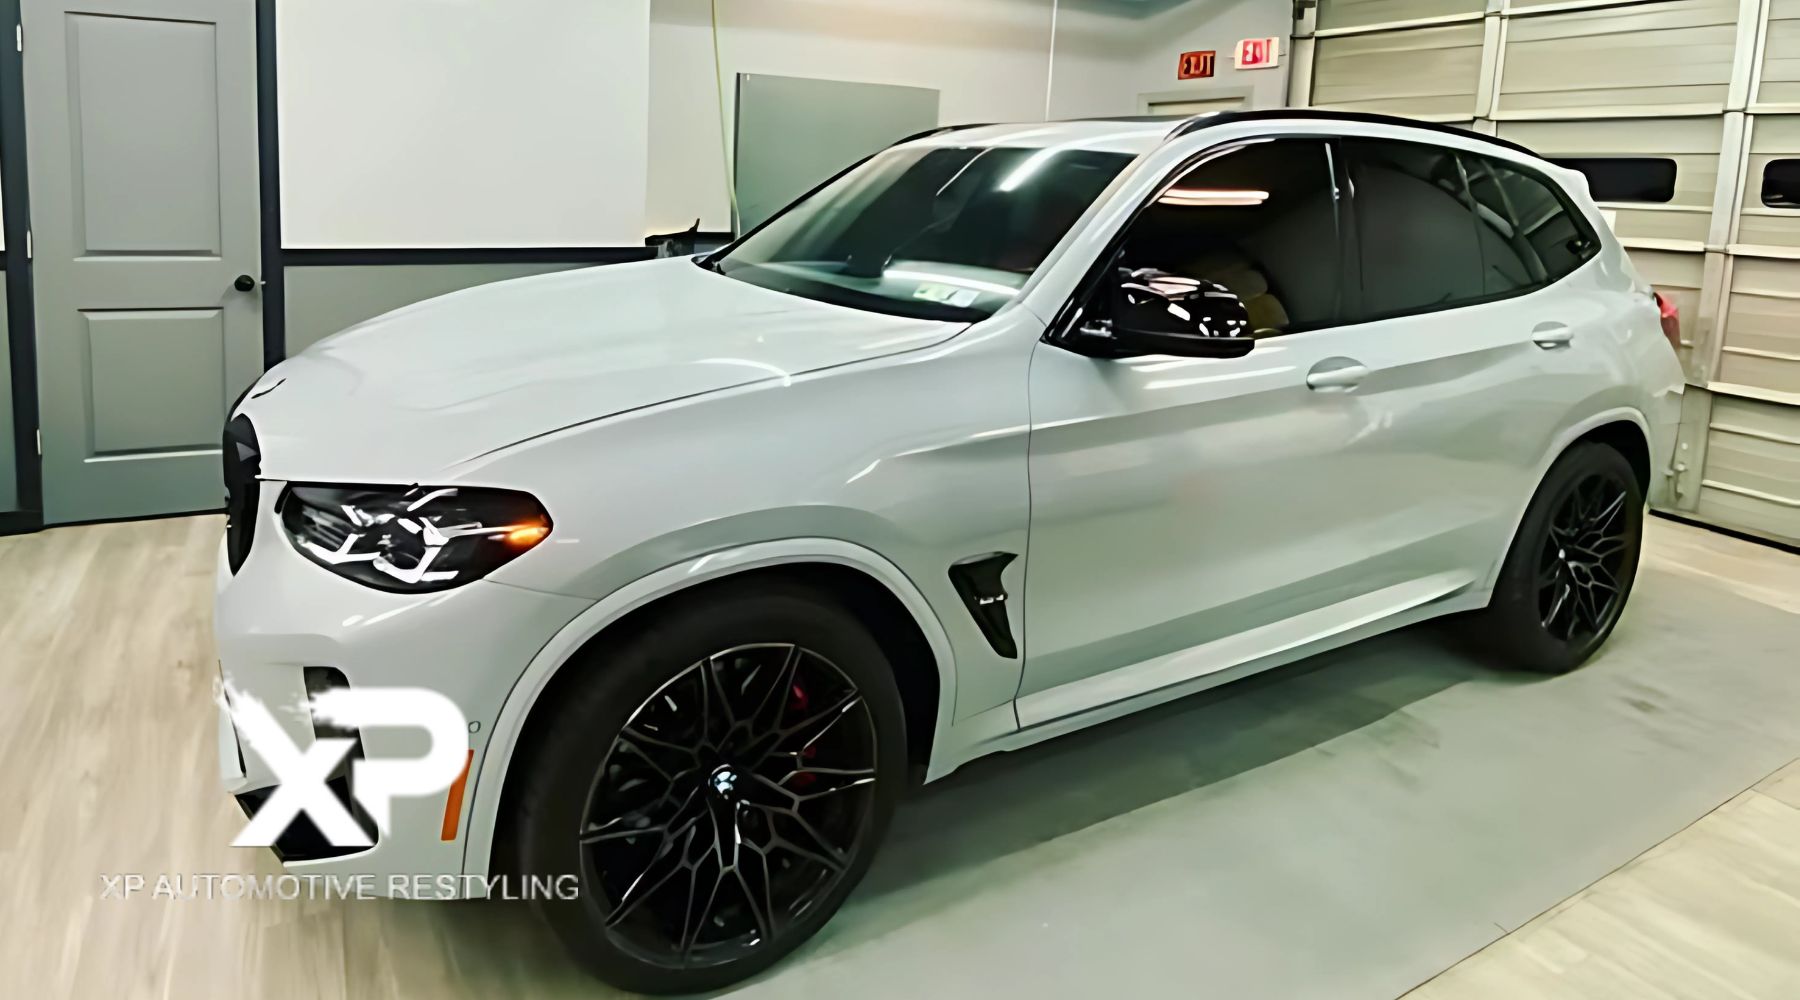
[514,581,906,994]
[1476,441,1644,674]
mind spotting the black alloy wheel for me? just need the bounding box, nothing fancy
[1477,441,1644,674]
[515,581,906,994]
[1536,470,1632,644]
[580,643,879,970]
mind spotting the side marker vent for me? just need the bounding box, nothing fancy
[948,552,1019,659]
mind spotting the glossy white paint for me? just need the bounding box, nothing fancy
[244,258,962,483]
[217,114,1685,895]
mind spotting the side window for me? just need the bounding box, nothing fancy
[1463,153,1597,290]
[1344,139,1487,321]
[1548,157,1676,204]
[1113,139,1342,336]
[1761,159,1800,208]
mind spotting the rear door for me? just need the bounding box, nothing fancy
[1338,138,1609,576]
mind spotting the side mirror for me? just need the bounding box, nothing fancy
[1070,267,1257,359]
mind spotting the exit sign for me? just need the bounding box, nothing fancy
[1235,36,1281,69]
[1177,50,1215,80]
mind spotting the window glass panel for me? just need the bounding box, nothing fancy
[716,145,1131,321]
[1548,157,1676,204]
[1346,139,1486,320]
[1466,154,1595,286]
[1761,159,1800,208]
[1463,155,1543,295]
[1114,139,1342,337]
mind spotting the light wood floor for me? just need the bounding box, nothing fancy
[1,513,1795,999]
[1409,757,1800,1000]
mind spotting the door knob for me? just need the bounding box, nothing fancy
[234,274,257,292]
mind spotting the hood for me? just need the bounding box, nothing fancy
[241,257,962,482]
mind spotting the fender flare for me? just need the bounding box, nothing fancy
[459,538,959,879]
[1479,405,1652,593]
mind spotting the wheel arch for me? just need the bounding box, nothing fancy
[461,539,958,881]
[1482,407,1653,592]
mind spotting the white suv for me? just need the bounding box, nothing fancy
[216,110,1684,993]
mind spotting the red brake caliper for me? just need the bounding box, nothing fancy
[788,683,817,789]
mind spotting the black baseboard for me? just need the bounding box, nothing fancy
[0,509,43,536]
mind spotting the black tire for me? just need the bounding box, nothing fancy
[1477,441,1644,674]
[514,580,906,994]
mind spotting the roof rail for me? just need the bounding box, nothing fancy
[889,122,993,147]
[1166,108,1539,159]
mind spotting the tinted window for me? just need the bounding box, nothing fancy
[1463,153,1596,291]
[1549,157,1676,203]
[1762,159,1800,208]
[714,145,1132,321]
[1112,139,1342,336]
[1346,139,1487,320]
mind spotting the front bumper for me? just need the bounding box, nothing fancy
[214,482,592,894]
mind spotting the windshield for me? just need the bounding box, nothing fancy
[708,145,1134,321]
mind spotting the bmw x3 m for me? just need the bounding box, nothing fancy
[216,110,1684,993]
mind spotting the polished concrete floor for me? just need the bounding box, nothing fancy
[1,514,1796,999]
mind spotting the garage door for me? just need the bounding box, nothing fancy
[1294,0,1799,546]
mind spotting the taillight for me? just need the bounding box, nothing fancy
[1652,291,1681,351]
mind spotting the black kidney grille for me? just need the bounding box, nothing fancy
[223,415,261,573]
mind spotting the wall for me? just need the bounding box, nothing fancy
[647,0,1108,234]
[283,262,591,356]
[1126,0,1296,112]
[646,0,1288,235]
[277,0,651,248]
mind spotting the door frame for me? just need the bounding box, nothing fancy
[1139,86,1254,115]
[0,0,41,534]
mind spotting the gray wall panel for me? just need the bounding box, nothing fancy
[0,291,13,513]
[1311,23,1484,118]
[1316,0,1482,32]
[283,262,585,355]
[734,73,938,233]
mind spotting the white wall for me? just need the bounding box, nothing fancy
[278,0,650,248]
[646,0,1290,235]
[273,0,1290,246]
[646,0,1131,234]
[1128,0,1295,111]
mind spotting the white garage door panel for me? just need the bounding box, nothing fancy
[1316,0,1483,32]
[1311,23,1484,118]
[1496,0,1738,116]
[1757,0,1800,105]
[1735,116,1800,250]
[1719,256,1800,394]
[1498,118,1720,244]
[1626,248,1705,373]
[1697,395,1800,542]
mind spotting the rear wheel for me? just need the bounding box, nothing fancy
[515,582,906,994]
[1477,442,1643,673]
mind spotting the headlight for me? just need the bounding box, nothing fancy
[280,484,551,592]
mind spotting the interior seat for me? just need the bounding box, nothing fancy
[1179,249,1291,336]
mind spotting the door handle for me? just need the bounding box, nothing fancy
[234,274,258,293]
[1532,323,1573,349]
[1305,361,1369,391]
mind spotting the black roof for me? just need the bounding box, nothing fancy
[898,109,1541,160]
[1164,108,1538,158]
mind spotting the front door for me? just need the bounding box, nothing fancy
[25,0,262,523]
[1018,137,1479,725]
